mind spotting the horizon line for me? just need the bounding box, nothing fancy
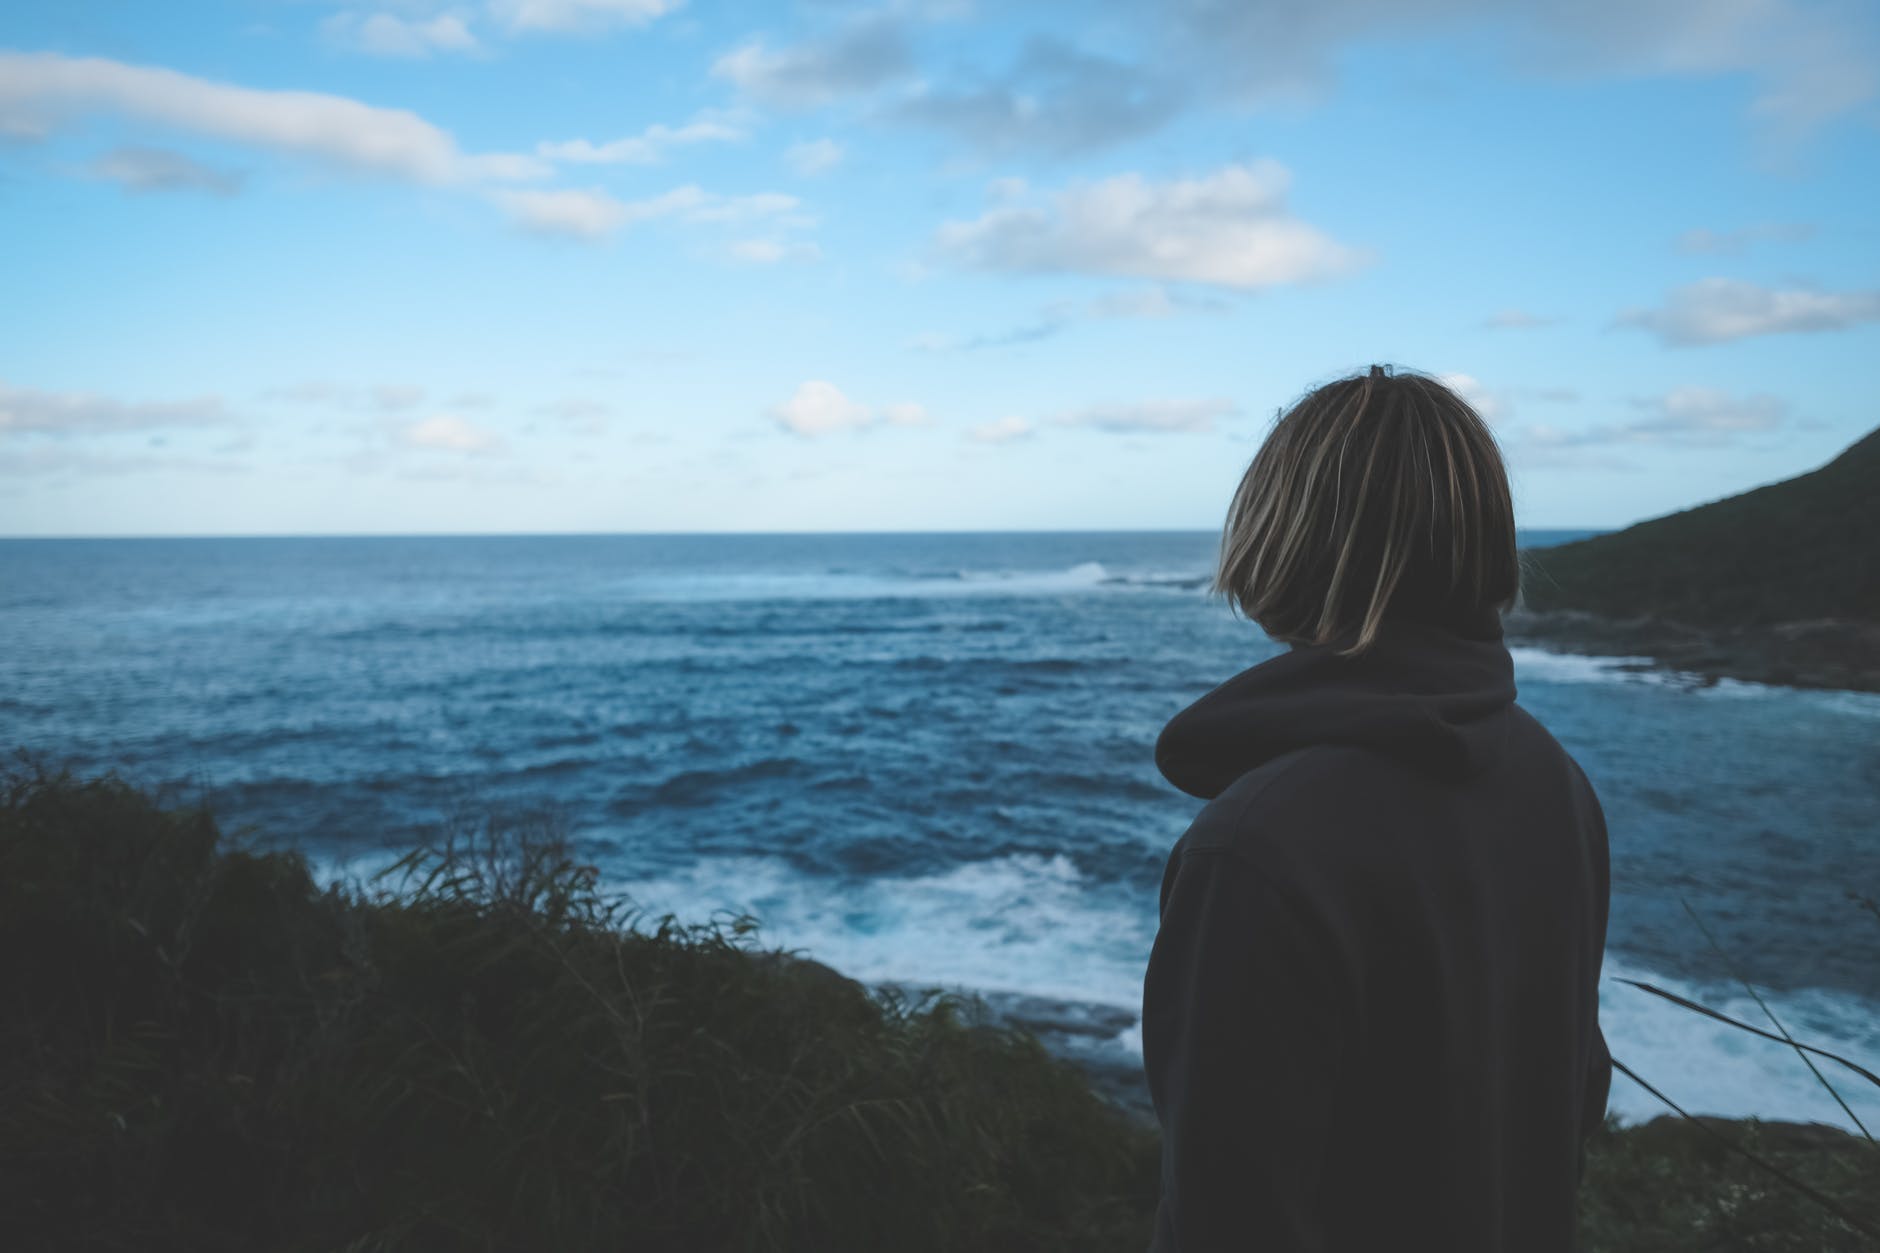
[0,525,1613,542]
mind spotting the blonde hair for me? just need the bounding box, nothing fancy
[1215,364,1519,656]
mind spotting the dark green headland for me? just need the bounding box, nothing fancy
[1510,426,1879,690]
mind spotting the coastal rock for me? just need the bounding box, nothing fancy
[1503,609,1880,694]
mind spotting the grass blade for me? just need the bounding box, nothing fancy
[1611,1057,1879,1241]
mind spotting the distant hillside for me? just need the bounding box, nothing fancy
[1521,427,1880,626]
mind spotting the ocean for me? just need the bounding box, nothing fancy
[4,531,1876,1132]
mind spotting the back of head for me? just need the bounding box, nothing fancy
[1215,364,1519,656]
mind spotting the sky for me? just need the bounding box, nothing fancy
[1,0,1877,536]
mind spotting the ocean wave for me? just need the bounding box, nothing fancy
[583,561,1207,603]
[1101,571,1212,591]
[530,849,1880,1133]
[598,851,1156,1009]
[299,833,1880,1133]
[1510,648,1691,688]
[618,756,808,810]
[1590,957,1880,1131]
[1511,647,1880,710]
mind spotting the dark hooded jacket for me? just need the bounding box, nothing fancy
[1142,610,1611,1252]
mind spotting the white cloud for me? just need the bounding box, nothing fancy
[0,380,234,436]
[934,162,1368,291]
[538,112,744,165]
[1635,387,1787,438]
[495,183,804,242]
[729,238,822,264]
[771,381,874,436]
[1522,387,1788,449]
[712,18,911,108]
[1674,222,1815,254]
[684,190,802,223]
[373,384,426,411]
[913,284,1228,352]
[1157,0,1879,141]
[895,37,1181,157]
[1617,278,1880,346]
[0,50,533,185]
[324,11,480,58]
[89,145,242,196]
[784,137,844,175]
[404,413,502,452]
[488,0,683,34]
[537,397,610,434]
[966,416,1033,444]
[260,380,435,410]
[0,445,251,478]
[1051,397,1237,434]
[766,383,929,436]
[494,187,630,239]
[1436,372,1509,424]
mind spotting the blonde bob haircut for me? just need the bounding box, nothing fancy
[1215,364,1520,656]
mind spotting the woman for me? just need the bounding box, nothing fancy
[1142,365,1612,1252]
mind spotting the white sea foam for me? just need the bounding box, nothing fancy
[1595,957,1880,1131]
[610,854,1880,1133]
[607,850,1158,1009]
[1509,647,1683,688]
[608,562,1143,603]
[954,560,1111,590]
[313,846,1880,1134]
[596,559,1226,603]
[1512,645,1880,715]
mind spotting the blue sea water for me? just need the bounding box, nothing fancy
[3,532,1876,1130]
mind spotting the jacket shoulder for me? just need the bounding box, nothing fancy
[1177,744,1378,861]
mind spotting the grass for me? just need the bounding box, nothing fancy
[3,756,1875,1251]
[0,757,1158,1253]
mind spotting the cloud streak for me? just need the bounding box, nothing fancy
[0,380,235,437]
[713,18,911,108]
[1051,397,1238,434]
[323,11,481,58]
[489,0,683,35]
[404,413,504,453]
[1523,387,1789,448]
[538,112,745,165]
[494,184,802,241]
[1154,0,1879,139]
[895,37,1181,157]
[769,381,929,436]
[935,162,1367,290]
[913,284,1230,352]
[1618,278,1880,346]
[89,145,243,195]
[0,50,541,185]
[1674,222,1815,255]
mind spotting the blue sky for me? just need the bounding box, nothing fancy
[1,0,1876,535]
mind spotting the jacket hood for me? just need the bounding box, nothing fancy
[1155,613,1517,799]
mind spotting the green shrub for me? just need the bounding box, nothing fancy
[0,757,1158,1253]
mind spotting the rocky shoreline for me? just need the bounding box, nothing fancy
[1502,609,1880,695]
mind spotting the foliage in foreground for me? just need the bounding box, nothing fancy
[2,757,1876,1252]
[0,760,1158,1253]
[1580,1113,1880,1252]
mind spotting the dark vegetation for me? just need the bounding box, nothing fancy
[1519,425,1879,626]
[4,759,1876,1252]
[1507,425,1880,691]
